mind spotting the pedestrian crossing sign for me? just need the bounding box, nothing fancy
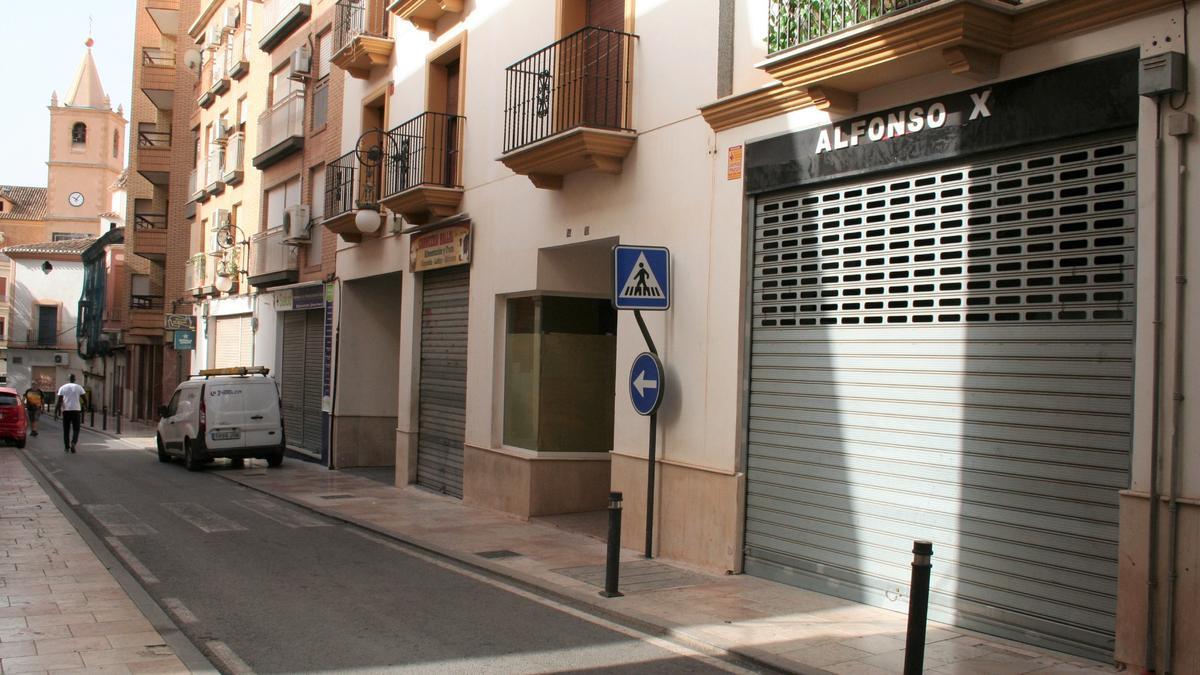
[613,245,670,310]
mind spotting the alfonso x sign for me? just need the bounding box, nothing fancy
[813,91,991,155]
[745,51,1138,195]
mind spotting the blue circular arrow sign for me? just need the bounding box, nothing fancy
[629,352,664,416]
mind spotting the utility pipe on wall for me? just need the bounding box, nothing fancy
[1163,111,1193,675]
[1145,100,1165,675]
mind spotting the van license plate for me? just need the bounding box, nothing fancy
[211,430,241,440]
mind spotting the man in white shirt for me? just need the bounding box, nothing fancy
[55,374,86,453]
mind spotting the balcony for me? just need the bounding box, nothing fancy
[140,48,176,110]
[323,149,382,242]
[259,0,312,52]
[223,132,246,186]
[206,146,226,196]
[247,227,300,288]
[388,0,462,31]
[499,27,637,190]
[136,127,172,185]
[208,48,230,98]
[380,112,464,224]
[229,36,250,80]
[196,59,215,108]
[188,167,208,205]
[132,213,168,262]
[332,0,393,79]
[185,253,208,296]
[146,0,179,36]
[253,92,305,169]
[129,295,165,335]
[757,0,1031,115]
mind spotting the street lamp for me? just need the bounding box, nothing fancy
[352,128,397,234]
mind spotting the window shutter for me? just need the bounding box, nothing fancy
[318,31,332,79]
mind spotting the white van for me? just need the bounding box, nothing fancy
[157,367,285,471]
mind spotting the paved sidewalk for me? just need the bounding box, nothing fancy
[0,450,192,674]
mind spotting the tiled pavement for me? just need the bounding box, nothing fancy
[32,420,1122,674]
[0,449,197,674]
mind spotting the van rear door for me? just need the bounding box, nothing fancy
[241,380,282,449]
[204,380,248,449]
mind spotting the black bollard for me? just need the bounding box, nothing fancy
[90,406,95,427]
[903,541,934,675]
[600,492,624,598]
[101,406,107,431]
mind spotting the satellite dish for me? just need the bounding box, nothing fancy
[183,48,202,76]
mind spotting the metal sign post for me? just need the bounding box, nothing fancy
[613,245,670,559]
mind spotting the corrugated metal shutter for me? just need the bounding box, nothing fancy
[744,134,1135,660]
[303,309,325,451]
[213,315,252,369]
[280,311,306,452]
[417,266,469,498]
[280,308,324,456]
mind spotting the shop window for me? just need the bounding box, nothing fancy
[503,296,616,452]
[71,122,87,145]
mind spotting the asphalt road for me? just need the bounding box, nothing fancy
[24,422,758,674]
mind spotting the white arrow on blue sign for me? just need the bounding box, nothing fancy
[629,352,664,416]
[613,245,670,311]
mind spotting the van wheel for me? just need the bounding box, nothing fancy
[156,435,170,463]
[267,451,284,468]
[184,440,202,472]
[230,458,245,468]
[16,439,25,449]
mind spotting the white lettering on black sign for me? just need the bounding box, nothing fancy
[814,91,990,155]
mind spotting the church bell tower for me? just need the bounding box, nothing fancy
[44,38,127,238]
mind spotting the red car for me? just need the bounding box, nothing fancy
[0,387,29,448]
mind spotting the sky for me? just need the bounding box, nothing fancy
[0,1,137,187]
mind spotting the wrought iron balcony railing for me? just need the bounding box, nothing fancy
[134,213,168,230]
[137,129,172,148]
[326,148,362,218]
[383,112,463,197]
[130,294,165,310]
[142,47,176,67]
[258,92,306,155]
[334,0,388,52]
[766,0,936,54]
[503,26,637,154]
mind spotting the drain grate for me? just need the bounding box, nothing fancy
[476,549,522,560]
[318,494,356,500]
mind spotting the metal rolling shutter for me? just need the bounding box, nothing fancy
[213,315,252,369]
[280,311,307,452]
[744,134,1135,659]
[417,266,469,498]
[280,309,325,456]
[302,309,325,451]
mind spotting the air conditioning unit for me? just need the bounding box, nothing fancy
[283,204,311,241]
[289,45,312,81]
[214,208,232,231]
[223,6,240,31]
[53,352,70,365]
[206,25,223,48]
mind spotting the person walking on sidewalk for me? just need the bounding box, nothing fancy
[55,375,86,453]
[23,385,43,437]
